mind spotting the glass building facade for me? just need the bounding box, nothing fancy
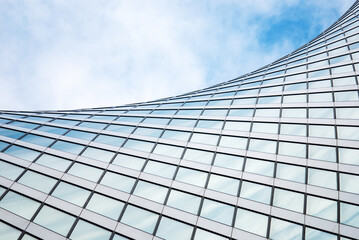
[1,2,359,240]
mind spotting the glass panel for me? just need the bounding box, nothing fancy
[341,202,359,228]
[0,222,22,240]
[65,130,96,141]
[86,193,124,220]
[340,173,359,194]
[0,191,40,220]
[190,133,219,146]
[161,130,190,141]
[94,134,125,146]
[68,163,103,182]
[153,144,184,158]
[123,139,155,152]
[81,147,115,163]
[0,160,24,180]
[169,119,197,127]
[18,170,57,193]
[133,127,162,138]
[70,220,111,240]
[309,108,334,118]
[175,167,208,187]
[144,161,176,179]
[281,108,306,118]
[37,125,68,135]
[4,145,40,161]
[307,195,337,221]
[270,218,302,240]
[121,205,159,234]
[308,145,336,162]
[308,168,337,189]
[273,188,304,212]
[219,136,247,149]
[78,121,107,130]
[196,120,223,129]
[305,227,337,240]
[52,182,91,206]
[133,181,168,203]
[51,141,85,155]
[240,181,271,204]
[200,199,234,225]
[156,217,193,240]
[35,154,71,171]
[248,139,277,154]
[112,154,145,171]
[20,134,54,147]
[34,205,75,236]
[224,121,251,132]
[280,124,306,136]
[213,153,244,171]
[207,174,240,195]
[337,126,359,140]
[245,158,274,177]
[105,124,135,134]
[235,208,268,237]
[278,142,306,158]
[0,128,26,139]
[100,171,135,193]
[252,122,278,134]
[183,149,214,165]
[193,229,228,240]
[166,190,201,214]
[339,148,359,165]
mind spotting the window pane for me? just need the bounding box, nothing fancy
[240,181,271,204]
[200,199,234,225]
[121,205,158,234]
[166,190,201,214]
[70,220,111,240]
[213,153,244,170]
[245,158,274,177]
[35,154,71,172]
[0,160,24,180]
[307,195,337,221]
[112,154,145,171]
[341,202,359,228]
[235,208,268,237]
[81,147,115,163]
[0,222,22,240]
[4,145,40,161]
[51,141,85,155]
[34,205,75,236]
[0,191,40,220]
[308,145,336,162]
[183,149,214,165]
[143,161,176,179]
[20,134,54,147]
[153,144,184,158]
[308,168,337,189]
[68,163,103,182]
[175,168,208,187]
[52,182,91,206]
[18,170,57,193]
[156,217,193,240]
[133,181,168,203]
[270,218,302,240]
[207,174,239,195]
[278,142,306,158]
[86,193,124,220]
[100,171,135,193]
[65,130,96,141]
[273,188,304,212]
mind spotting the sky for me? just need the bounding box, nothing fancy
[0,0,355,111]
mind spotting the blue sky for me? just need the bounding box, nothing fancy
[0,0,355,110]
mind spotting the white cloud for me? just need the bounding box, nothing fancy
[0,0,355,110]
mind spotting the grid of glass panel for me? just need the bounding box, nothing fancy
[1,2,359,239]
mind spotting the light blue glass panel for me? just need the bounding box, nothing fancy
[307,195,337,221]
[161,130,190,141]
[51,141,85,155]
[166,190,201,214]
[183,149,214,164]
[133,181,168,203]
[280,124,306,136]
[90,115,117,121]
[308,145,336,162]
[257,96,281,104]
[219,136,247,149]
[175,168,208,187]
[68,163,103,182]
[156,217,193,240]
[213,153,244,170]
[248,139,277,154]
[133,127,163,138]
[309,108,333,118]
[153,144,184,158]
[207,174,239,195]
[52,119,80,126]
[305,228,337,240]
[278,142,306,158]
[144,161,176,179]
[142,117,170,125]
[78,121,107,130]
[282,94,307,103]
[0,128,25,139]
[339,148,359,165]
[123,139,155,152]
[176,110,202,116]
[228,109,254,117]
[232,98,257,105]
[341,202,359,228]
[0,191,40,220]
[273,188,304,212]
[240,181,271,204]
[152,110,177,115]
[207,99,232,106]
[70,220,111,240]
[235,208,268,237]
[0,222,22,240]
[194,229,228,240]
[191,133,219,145]
[34,205,75,236]
[100,171,135,193]
[37,125,68,135]
[18,170,57,193]
[270,218,302,240]
[282,108,307,118]
[284,82,307,91]
[224,121,251,132]
[65,130,96,141]
[86,193,124,220]
[169,119,197,127]
[337,126,359,140]
[308,92,332,102]
[332,76,356,86]
[336,107,359,119]
[117,116,143,123]
[94,134,126,146]
[52,182,91,206]
[9,121,39,129]
[4,145,40,161]
[105,124,135,134]
[252,122,278,134]
[0,160,24,180]
[112,154,145,171]
[340,173,359,194]
[196,120,223,129]
[121,205,159,234]
[81,147,115,163]
[308,168,337,189]
[255,108,280,117]
[245,158,274,177]
[200,199,234,225]
[202,109,228,116]
[20,134,54,147]
[21,234,38,240]
[113,235,131,240]
[35,154,71,171]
